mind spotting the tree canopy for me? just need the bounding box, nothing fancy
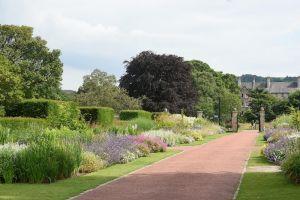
[0,25,63,99]
[0,55,23,105]
[120,51,197,115]
[76,69,141,111]
[288,90,300,109]
[248,88,278,122]
[189,60,241,122]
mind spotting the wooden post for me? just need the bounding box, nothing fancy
[231,108,238,132]
[259,107,265,132]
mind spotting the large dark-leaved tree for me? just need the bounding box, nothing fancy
[120,51,197,115]
[0,25,63,99]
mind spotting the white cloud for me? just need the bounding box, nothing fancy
[62,65,91,91]
[1,0,300,89]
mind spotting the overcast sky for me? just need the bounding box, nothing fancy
[1,0,300,90]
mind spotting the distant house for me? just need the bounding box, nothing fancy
[239,76,300,108]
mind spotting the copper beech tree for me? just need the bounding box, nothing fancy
[120,51,197,115]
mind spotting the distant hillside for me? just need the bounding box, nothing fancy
[241,74,297,82]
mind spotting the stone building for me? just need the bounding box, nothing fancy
[239,76,300,108]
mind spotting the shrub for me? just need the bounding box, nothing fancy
[120,151,138,164]
[128,118,156,133]
[292,111,300,131]
[155,113,177,129]
[0,106,5,117]
[155,113,196,130]
[0,126,11,144]
[119,110,152,120]
[142,130,194,146]
[151,112,164,120]
[80,107,114,126]
[181,130,203,141]
[265,127,296,143]
[0,117,48,130]
[84,134,138,165]
[5,99,83,129]
[272,114,293,128]
[134,135,167,152]
[263,137,297,164]
[79,151,105,173]
[282,152,300,183]
[0,143,27,183]
[15,140,82,183]
[136,143,151,157]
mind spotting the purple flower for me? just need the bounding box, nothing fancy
[264,137,297,164]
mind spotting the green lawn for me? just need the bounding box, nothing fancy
[180,133,231,146]
[246,133,270,167]
[0,150,179,200]
[236,133,300,200]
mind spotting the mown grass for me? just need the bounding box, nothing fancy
[247,133,270,167]
[180,133,231,146]
[237,133,300,200]
[0,150,179,200]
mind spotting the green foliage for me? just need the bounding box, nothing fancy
[273,99,291,116]
[120,51,197,115]
[189,60,241,120]
[291,110,300,131]
[272,114,293,128]
[288,90,300,109]
[181,130,203,141]
[0,55,23,105]
[0,25,63,99]
[241,109,258,123]
[15,140,82,183]
[282,152,300,184]
[0,106,5,117]
[128,118,156,133]
[80,107,115,126]
[76,69,141,112]
[0,117,48,130]
[79,151,105,173]
[143,130,194,146]
[219,89,242,123]
[5,99,83,130]
[0,144,26,183]
[249,88,278,122]
[119,110,152,120]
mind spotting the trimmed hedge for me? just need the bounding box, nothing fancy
[119,110,152,120]
[0,117,49,130]
[80,107,114,126]
[5,99,82,129]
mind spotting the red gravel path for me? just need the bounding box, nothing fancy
[75,131,258,200]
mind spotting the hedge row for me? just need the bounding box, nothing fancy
[80,107,114,126]
[0,117,49,130]
[4,99,82,129]
[119,110,152,120]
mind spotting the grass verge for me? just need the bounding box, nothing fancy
[0,150,179,200]
[236,133,300,200]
